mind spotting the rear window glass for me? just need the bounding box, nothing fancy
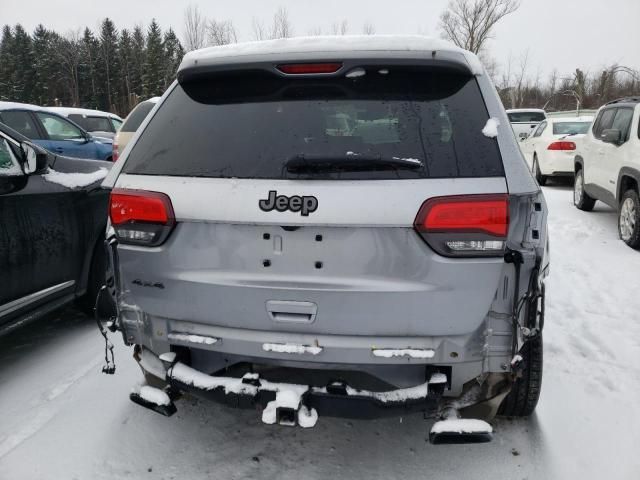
[120,102,155,133]
[508,112,546,123]
[68,114,113,133]
[124,68,504,180]
[552,122,591,135]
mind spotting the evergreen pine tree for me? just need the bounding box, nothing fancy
[10,25,35,102]
[162,28,184,90]
[0,26,14,101]
[79,28,101,109]
[118,29,134,113]
[143,20,164,97]
[130,25,146,103]
[98,18,120,113]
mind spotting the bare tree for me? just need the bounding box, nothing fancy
[251,17,268,41]
[54,30,82,106]
[307,26,324,36]
[183,4,207,51]
[271,7,293,39]
[331,20,349,35]
[439,0,520,54]
[207,19,237,46]
[363,22,376,35]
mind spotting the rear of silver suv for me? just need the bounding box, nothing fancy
[101,36,548,439]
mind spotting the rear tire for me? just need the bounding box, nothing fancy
[498,335,543,417]
[618,189,640,249]
[573,169,596,211]
[532,155,547,186]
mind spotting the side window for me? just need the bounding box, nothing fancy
[533,121,547,137]
[611,108,634,141]
[0,111,43,139]
[593,108,616,138]
[36,113,84,141]
[0,137,21,174]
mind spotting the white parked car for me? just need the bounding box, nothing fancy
[520,116,593,185]
[47,107,123,140]
[574,97,640,248]
[506,108,546,141]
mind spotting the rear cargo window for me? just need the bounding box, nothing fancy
[120,102,155,133]
[124,68,504,180]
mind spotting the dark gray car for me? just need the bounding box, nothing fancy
[100,36,548,441]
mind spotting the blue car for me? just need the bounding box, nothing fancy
[0,102,113,161]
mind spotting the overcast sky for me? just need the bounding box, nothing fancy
[1,0,638,79]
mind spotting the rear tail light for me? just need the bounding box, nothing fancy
[112,141,119,162]
[414,194,509,257]
[276,63,343,75]
[547,141,576,151]
[109,189,175,246]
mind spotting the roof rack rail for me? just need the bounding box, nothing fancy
[605,97,640,106]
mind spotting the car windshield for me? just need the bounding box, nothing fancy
[508,111,546,122]
[123,68,504,180]
[552,121,591,135]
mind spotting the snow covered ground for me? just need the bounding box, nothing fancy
[1,182,639,479]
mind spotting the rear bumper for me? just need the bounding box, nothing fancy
[539,151,575,176]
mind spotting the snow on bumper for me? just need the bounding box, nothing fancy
[164,361,449,421]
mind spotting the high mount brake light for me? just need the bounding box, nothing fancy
[547,141,576,151]
[276,63,343,75]
[109,189,175,246]
[414,194,509,257]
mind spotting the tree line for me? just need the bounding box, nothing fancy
[0,19,183,117]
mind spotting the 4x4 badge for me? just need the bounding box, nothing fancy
[259,190,318,216]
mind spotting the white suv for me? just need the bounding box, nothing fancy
[574,98,640,248]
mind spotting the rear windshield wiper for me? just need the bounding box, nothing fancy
[285,154,424,173]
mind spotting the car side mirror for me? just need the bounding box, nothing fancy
[21,143,48,174]
[601,129,622,145]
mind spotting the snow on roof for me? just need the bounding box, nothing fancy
[180,35,484,75]
[506,108,547,113]
[551,116,594,123]
[0,101,48,112]
[47,107,122,120]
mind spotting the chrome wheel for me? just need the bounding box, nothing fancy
[619,197,637,242]
[574,171,584,205]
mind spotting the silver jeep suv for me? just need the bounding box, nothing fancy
[101,36,548,440]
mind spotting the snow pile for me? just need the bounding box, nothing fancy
[167,332,219,345]
[482,118,500,138]
[159,352,177,363]
[372,348,435,359]
[137,386,171,407]
[262,390,301,425]
[263,343,323,355]
[430,418,492,434]
[43,167,108,188]
[297,405,319,428]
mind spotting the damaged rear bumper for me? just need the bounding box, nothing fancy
[134,347,511,423]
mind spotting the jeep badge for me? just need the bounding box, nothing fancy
[259,190,318,216]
